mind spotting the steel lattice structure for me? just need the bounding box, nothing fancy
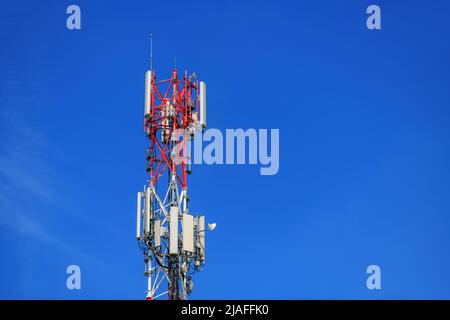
[136,61,211,300]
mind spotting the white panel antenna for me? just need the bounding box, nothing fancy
[154,219,161,248]
[199,81,206,129]
[169,206,179,255]
[144,187,151,236]
[144,70,152,116]
[182,214,194,253]
[136,192,142,240]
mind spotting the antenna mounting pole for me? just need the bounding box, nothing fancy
[150,33,153,72]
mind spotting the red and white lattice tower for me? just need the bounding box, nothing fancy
[136,42,212,300]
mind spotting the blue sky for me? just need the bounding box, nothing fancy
[1,0,450,299]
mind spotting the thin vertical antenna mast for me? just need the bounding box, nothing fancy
[150,34,153,72]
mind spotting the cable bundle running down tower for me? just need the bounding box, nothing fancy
[136,49,213,300]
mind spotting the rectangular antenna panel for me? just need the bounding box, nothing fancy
[144,188,151,235]
[154,219,161,248]
[144,70,152,116]
[182,214,194,253]
[169,206,179,255]
[136,192,142,240]
[199,81,206,128]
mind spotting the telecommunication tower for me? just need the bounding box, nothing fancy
[136,38,214,300]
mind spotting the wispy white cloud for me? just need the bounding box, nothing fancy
[0,82,114,294]
[0,6,119,295]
